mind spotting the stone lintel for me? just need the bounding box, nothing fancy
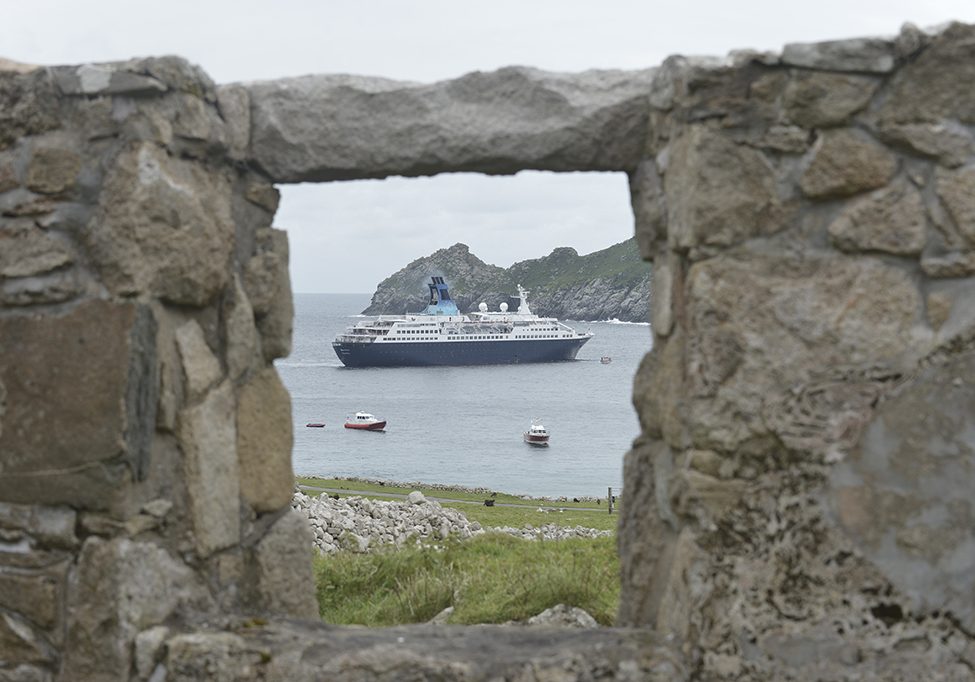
[245,66,656,182]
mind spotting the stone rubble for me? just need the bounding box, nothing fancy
[290,489,610,554]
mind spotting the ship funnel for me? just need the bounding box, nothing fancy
[423,277,460,316]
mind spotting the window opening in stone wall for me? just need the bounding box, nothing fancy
[276,170,650,626]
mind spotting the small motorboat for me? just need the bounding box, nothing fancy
[305,422,326,428]
[523,419,550,447]
[600,356,612,364]
[344,411,387,431]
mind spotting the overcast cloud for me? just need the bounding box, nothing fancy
[5,1,975,291]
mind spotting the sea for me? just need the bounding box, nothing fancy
[277,294,653,498]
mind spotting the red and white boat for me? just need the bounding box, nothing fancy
[344,411,387,431]
[523,419,550,446]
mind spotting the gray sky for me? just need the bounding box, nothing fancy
[5,1,975,292]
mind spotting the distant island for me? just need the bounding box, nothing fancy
[362,238,651,322]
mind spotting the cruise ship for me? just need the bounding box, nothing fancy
[332,277,593,367]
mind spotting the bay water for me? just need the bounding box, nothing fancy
[278,293,653,497]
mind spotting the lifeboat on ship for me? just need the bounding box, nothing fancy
[523,419,550,446]
[344,412,387,431]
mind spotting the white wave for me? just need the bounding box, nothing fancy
[598,318,651,326]
[347,314,369,318]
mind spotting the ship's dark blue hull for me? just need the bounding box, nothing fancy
[332,338,590,367]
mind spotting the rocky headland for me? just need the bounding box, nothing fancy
[362,238,650,322]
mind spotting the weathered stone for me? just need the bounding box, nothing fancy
[0,69,60,150]
[142,498,173,519]
[0,300,157,507]
[920,251,975,278]
[246,66,656,182]
[0,664,52,682]
[0,158,17,193]
[879,22,975,124]
[829,351,975,629]
[178,381,239,557]
[237,368,293,513]
[252,511,316,618]
[800,129,898,199]
[926,292,953,330]
[243,228,293,361]
[618,439,677,627]
[408,491,427,505]
[0,268,83,307]
[167,92,217,143]
[135,626,170,680]
[684,252,922,452]
[165,621,686,681]
[781,36,896,73]
[0,611,53,665]
[755,125,809,154]
[25,147,80,195]
[224,275,261,380]
[935,165,975,246]
[0,565,64,629]
[64,537,209,680]
[669,468,747,524]
[650,254,674,337]
[629,159,666,258]
[84,142,234,306]
[244,181,279,213]
[51,63,167,97]
[215,84,250,160]
[665,126,783,255]
[784,71,878,128]
[877,120,975,167]
[526,604,598,628]
[685,449,723,478]
[0,221,73,277]
[827,181,927,255]
[174,320,222,403]
[0,503,77,549]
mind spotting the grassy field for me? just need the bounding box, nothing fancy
[296,476,620,531]
[314,534,620,626]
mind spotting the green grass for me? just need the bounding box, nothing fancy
[296,476,620,531]
[314,534,619,626]
[441,501,618,532]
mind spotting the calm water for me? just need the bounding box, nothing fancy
[277,294,652,497]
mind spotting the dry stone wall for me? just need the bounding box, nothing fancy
[0,56,311,681]
[621,22,975,680]
[3,19,975,682]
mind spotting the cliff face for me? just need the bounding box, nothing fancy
[362,239,651,322]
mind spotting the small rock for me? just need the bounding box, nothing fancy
[526,604,599,628]
[407,491,427,505]
[142,498,173,519]
[429,606,454,625]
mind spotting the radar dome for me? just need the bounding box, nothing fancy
[478,302,488,312]
[499,302,509,312]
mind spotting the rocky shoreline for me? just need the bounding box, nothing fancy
[291,489,611,555]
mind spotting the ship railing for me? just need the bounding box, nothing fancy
[334,334,375,344]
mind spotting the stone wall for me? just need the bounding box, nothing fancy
[3,20,975,682]
[0,57,312,681]
[620,22,975,679]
